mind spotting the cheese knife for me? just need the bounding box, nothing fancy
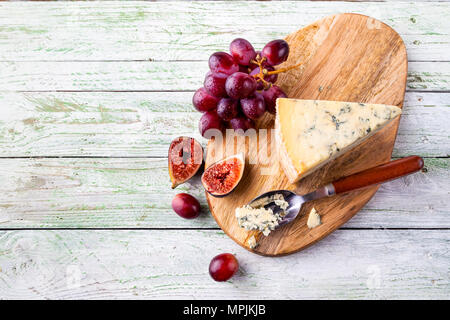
[249,155,424,228]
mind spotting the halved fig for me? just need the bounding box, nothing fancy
[201,153,245,197]
[168,136,203,189]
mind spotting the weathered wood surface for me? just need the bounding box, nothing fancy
[0,1,448,299]
[0,229,448,299]
[0,61,448,92]
[0,158,447,229]
[0,92,448,158]
[0,2,449,62]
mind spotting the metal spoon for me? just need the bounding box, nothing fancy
[248,156,424,228]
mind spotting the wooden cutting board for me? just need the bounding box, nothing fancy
[205,13,407,256]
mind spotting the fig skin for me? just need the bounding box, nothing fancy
[168,136,204,189]
[202,153,245,197]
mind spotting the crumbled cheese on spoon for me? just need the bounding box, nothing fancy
[235,193,289,236]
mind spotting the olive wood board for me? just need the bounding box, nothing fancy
[205,13,407,256]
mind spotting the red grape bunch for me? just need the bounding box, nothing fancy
[193,38,298,138]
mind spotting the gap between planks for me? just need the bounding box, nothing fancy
[0,228,448,231]
[2,90,450,93]
[0,156,447,159]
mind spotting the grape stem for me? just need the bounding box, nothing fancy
[266,61,303,76]
[250,55,272,89]
[250,55,302,89]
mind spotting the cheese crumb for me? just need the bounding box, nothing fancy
[235,205,280,236]
[307,207,321,229]
[247,235,258,249]
[271,193,289,210]
[235,193,289,236]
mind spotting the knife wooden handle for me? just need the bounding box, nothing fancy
[332,156,424,195]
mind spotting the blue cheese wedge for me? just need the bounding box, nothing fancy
[235,193,289,236]
[275,99,402,183]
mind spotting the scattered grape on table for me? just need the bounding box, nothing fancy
[209,253,239,282]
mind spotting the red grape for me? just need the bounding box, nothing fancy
[240,92,266,120]
[225,72,257,99]
[261,39,289,66]
[261,85,287,114]
[209,52,239,75]
[230,116,255,133]
[192,87,219,112]
[209,253,239,282]
[239,65,250,73]
[171,193,201,219]
[230,38,256,66]
[204,72,228,97]
[193,39,291,132]
[250,66,278,90]
[199,110,223,138]
[217,98,239,121]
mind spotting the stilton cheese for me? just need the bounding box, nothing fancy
[235,193,289,236]
[275,99,402,183]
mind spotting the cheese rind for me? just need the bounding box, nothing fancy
[275,99,402,183]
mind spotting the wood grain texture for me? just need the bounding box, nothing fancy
[0,61,447,92]
[0,92,448,158]
[0,157,448,229]
[0,229,448,299]
[206,13,408,255]
[0,2,448,62]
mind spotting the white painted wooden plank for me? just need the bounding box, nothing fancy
[394,92,450,157]
[0,61,447,92]
[0,157,447,228]
[0,92,447,157]
[0,2,448,62]
[0,229,448,299]
[352,158,449,228]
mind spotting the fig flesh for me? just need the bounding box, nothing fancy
[202,153,245,197]
[168,136,203,189]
